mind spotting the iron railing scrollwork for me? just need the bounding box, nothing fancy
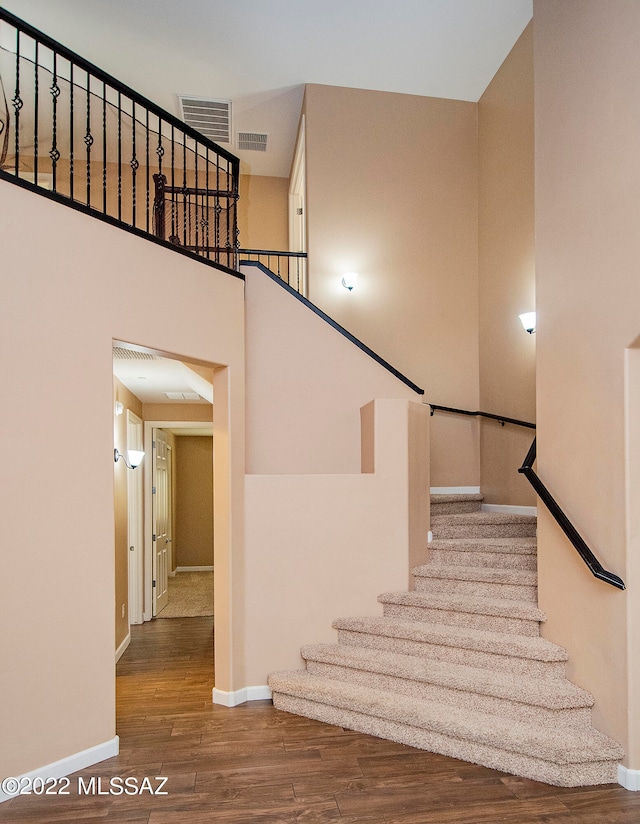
[430,404,625,589]
[0,8,240,273]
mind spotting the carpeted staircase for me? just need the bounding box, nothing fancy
[268,493,623,787]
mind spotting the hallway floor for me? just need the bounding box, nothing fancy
[2,617,640,822]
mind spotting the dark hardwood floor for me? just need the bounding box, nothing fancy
[2,617,640,823]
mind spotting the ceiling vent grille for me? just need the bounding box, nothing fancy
[165,391,201,401]
[237,132,268,152]
[112,347,158,361]
[178,96,232,144]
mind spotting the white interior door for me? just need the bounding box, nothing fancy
[127,411,144,625]
[152,428,172,615]
[289,114,307,295]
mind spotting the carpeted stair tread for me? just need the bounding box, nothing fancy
[430,494,484,504]
[268,671,623,765]
[299,643,593,710]
[429,537,537,554]
[378,590,546,622]
[432,512,537,527]
[430,494,484,514]
[332,616,568,663]
[413,564,538,586]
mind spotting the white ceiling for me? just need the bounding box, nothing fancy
[112,350,213,405]
[4,0,532,177]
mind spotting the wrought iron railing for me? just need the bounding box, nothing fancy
[0,8,240,272]
[430,404,625,589]
[238,249,307,294]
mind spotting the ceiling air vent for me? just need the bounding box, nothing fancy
[165,391,201,401]
[237,132,268,152]
[178,96,232,144]
[112,347,158,361]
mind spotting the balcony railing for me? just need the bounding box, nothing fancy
[0,8,240,273]
[238,249,307,294]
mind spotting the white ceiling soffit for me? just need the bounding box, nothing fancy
[178,96,232,144]
[112,349,213,405]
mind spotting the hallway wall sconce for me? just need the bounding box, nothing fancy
[114,448,145,469]
[114,401,124,416]
[341,272,358,291]
[519,312,536,334]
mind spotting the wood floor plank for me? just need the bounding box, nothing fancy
[2,617,640,824]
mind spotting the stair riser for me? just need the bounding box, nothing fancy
[431,502,482,515]
[305,660,593,728]
[414,577,538,603]
[382,603,541,636]
[272,693,618,787]
[336,630,567,679]
[433,524,536,539]
[428,549,537,571]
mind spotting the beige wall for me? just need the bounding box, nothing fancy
[245,399,429,685]
[534,0,640,765]
[243,263,423,475]
[142,402,213,422]
[0,178,245,779]
[174,436,214,568]
[238,173,289,250]
[113,378,143,649]
[478,23,537,506]
[302,84,480,487]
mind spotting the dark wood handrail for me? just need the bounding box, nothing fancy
[430,404,625,589]
[429,404,536,429]
[518,439,625,590]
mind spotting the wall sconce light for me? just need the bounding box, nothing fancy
[114,448,145,469]
[341,272,358,291]
[519,312,536,334]
[114,401,124,416]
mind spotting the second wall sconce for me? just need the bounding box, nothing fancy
[519,311,536,334]
[114,448,145,469]
[341,272,358,291]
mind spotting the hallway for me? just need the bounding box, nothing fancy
[2,618,639,822]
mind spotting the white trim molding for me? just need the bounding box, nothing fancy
[0,737,120,803]
[175,566,214,573]
[481,504,537,517]
[115,633,131,663]
[430,486,481,495]
[213,685,272,707]
[619,764,640,791]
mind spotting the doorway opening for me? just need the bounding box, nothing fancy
[144,421,214,620]
[113,342,218,657]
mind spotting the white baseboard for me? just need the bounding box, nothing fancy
[481,504,537,516]
[115,632,130,663]
[0,736,119,803]
[212,685,272,707]
[175,566,214,573]
[431,486,481,495]
[619,764,640,791]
